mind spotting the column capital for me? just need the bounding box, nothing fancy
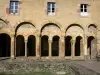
[25,40,28,42]
[25,36,28,41]
[72,37,76,41]
[48,37,52,42]
[48,40,52,43]
[10,33,15,37]
[60,36,65,42]
[11,36,14,41]
[25,39,27,57]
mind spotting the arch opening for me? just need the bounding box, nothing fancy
[27,35,36,56]
[75,36,82,56]
[87,36,96,59]
[15,22,36,36]
[0,34,11,57]
[66,24,84,33]
[88,24,97,34]
[52,36,59,56]
[41,23,60,32]
[16,35,25,56]
[41,36,49,56]
[65,36,72,56]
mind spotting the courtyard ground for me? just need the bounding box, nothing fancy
[0,57,100,75]
[75,59,100,73]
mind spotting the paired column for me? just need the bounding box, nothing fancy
[25,37,28,57]
[36,35,40,58]
[48,37,52,57]
[80,39,83,56]
[72,38,75,58]
[84,36,88,60]
[59,36,65,58]
[25,40,28,57]
[11,35,15,59]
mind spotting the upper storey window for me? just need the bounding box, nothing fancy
[10,0,19,14]
[47,2,56,15]
[80,4,88,16]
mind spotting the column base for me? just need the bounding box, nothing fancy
[84,55,89,61]
[11,55,15,59]
[36,55,41,59]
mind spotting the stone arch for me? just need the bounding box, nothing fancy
[65,36,72,56]
[52,35,60,56]
[66,24,84,37]
[15,22,36,36]
[27,35,36,56]
[0,19,9,28]
[41,23,61,37]
[87,36,97,59]
[41,35,49,56]
[16,35,25,56]
[66,24,84,32]
[0,33,11,57]
[41,21,62,30]
[75,36,83,56]
[88,24,97,34]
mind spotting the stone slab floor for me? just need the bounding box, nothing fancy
[75,60,100,73]
[0,57,100,75]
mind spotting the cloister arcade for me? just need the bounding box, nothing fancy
[0,19,97,60]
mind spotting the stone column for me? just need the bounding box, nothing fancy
[80,39,83,56]
[25,40,28,57]
[15,36,16,57]
[59,36,65,58]
[36,35,40,58]
[11,35,15,59]
[84,36,88,60]
[49,37,52,57]
[72,38,75,58]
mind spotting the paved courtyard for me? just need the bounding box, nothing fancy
[75,60,100,73]
[0,57,100,75]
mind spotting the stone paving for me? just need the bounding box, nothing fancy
[0,57,100,75]
[75,60,100,73]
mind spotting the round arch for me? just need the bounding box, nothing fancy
[0,33,11,57]
[88,24,97,34]
[0,19,9,28]
[41,35,49,56]
[65,36,72,56]
[66,24,84,33]
[41,21,62,31]
[87,36,97,59]
[75,36,83,56]
[16,35,25,56]
[41,23,61,32]
[27,35,36,56]
[52,35,60,56]
[88,24,97,28]
[0,18,8,24]
[65,24,84,37]
[15,22,36,36]
[40,23,61,37]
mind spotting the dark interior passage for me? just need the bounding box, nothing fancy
[16,35,25,56]
[41,35,49,56]
[65,36,72,56]
[0,34,11,57]
[87,36,95,59]
[75,36,82,56]
[52,36,59,56]
[27,35,36,56]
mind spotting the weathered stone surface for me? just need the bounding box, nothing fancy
[0,58,99,75]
